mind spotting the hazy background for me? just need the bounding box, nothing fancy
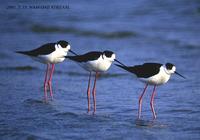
[0,0,200,139]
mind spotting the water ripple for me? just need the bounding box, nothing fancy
[135,119,168,128]
[56,71,127,78]
[0,66,38,71]
[23,99,45,105]
[54,112,78,118]
[31,24,138,39]
[166,109,194,113]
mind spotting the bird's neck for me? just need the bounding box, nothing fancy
[163,66,171,75]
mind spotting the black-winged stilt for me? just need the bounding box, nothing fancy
[16,40,77,101]
[66,50,124,113]
[115,62,185,119]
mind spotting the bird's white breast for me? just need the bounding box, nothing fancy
[32,44,68,64]
[139,66,171,85]
[79,56,112,72]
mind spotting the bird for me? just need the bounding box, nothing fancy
[65,50,124,113]
[115,62,185,119]
[16,40,77,101]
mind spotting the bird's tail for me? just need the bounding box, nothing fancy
[15,51,32,56]
[16,51,33,56]
[65,56,74,59]
[114,64,131,72]
[65,55,78,61]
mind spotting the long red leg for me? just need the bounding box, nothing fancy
[44,64,50,101]
[138,84,148,119]
[48,64,55,100]
[87,72,92,113]
[92,72,98,113]
[47,64,52,91]
[150,85,157,119]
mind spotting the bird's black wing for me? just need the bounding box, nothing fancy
[66,51,102,62]
[16,43,56,56]
[115,63,162,78]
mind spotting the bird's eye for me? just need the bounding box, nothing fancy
[58,41,69,48]
[165,63,174,70]
[104,51,113,58]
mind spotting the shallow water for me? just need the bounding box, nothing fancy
[0,0,200,140]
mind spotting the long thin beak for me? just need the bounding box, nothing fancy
[69,50,78,56]
[114,59,126,66]
[175,71,186,79]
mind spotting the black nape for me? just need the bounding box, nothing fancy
[165,63,174,70]
[57,40,69,48]
[103,50,114,58]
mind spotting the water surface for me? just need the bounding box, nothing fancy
[0,0,200,139]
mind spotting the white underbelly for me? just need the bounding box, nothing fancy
[78,60,112,72]
[139,73,170,85]
[31,53,66,64]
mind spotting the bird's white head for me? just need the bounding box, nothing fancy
[102,50,116,62]
[57,40,71,52]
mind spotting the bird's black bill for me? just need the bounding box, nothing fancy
[175,71,186,79]
[69,50,78,56]
[114,59,126,67]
